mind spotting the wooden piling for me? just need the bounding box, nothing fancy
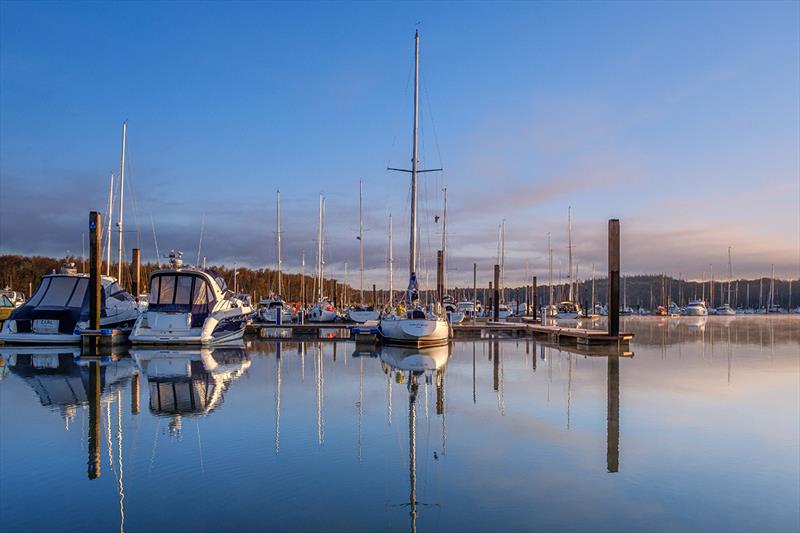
[608,219,620,337]
[493,264,500,321]
[131,247,141,298]
[89,212,101,331]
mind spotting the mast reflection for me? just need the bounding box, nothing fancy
[379,343,451,533]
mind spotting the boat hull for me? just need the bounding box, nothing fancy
[347,309,380,323]
[130,312,247,345]
[378,317,450,346]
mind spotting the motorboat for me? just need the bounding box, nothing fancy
[497,303,512,320]
[259,295,293,324]
[716,303,736,316]
[0,287,25,308]
[620,306,634,316]
[377,30,449,347]
[683,300,709,316]
[556,301,583,320]
[130,252,252,345]
[347,305,380,323]
[668,302,681,316]
[456,300,481,319]
[442,295,464,324]
[308,299,338,322]
[0,294,15,321]
[0,266,140,344]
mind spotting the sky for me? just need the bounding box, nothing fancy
[1,1,798,289]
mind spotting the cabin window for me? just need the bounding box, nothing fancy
[193,279,208,305]
[27,278,51,307]
[175,276,193,305]
[149,276,160,303]
[67,278,89,308]
[39,277,79,307]
[158,276,176,305]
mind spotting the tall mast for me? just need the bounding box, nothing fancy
[277,189,282,295]
[409,29,420,302]
[105,172,114,276]
[389,213,394,307]
[727,246,732,305]
[359,179,364,303]
[548,233,553,307]
[769,264,775,309]
[116,121,127,282]
[317,194,324,301]
[441,187,447,295]
[567,206,573,303]
[501,219,506,303]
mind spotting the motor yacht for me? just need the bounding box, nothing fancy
[0,266,140,344]
[716,303,736,316]
[130,252,251,345]
[683,300,709,316]
[259,295,293,324]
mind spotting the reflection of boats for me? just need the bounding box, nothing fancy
[0,266,140,344]
[683,316,707,332]
[131,344,250,418]
[377,30,449,346]
[130,252,252,344]
[379,341,449,533]
[0,345,136,418]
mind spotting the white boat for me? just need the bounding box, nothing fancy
[556,300,583,320]
[308,194,337,323]
[347,305,380,323]
[442,295,464,324]
[0,287,25,308]
[378,30,449,347]
[259,296,293,323]
[683,300,709,316]
[130,252,252,345]
[456,300,481,319]
[0,266,140,344]
[716,303,736,316]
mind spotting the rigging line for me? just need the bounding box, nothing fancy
[420,54,445,171]
[126,149,143,252]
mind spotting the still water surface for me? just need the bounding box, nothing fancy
[1,317,798,532]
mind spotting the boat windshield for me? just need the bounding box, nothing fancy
[0,294,13,307]
[28,276,89,308]
[149,273,214,314]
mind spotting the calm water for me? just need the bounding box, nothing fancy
[1,317,798,532]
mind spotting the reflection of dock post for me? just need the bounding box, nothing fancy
[435,367,445,415]
[88,361,101,479]
[131,372,140,414]
[492,340,500,391]
[608,219,620,337]
[607,355,620,473]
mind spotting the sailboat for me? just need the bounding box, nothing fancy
[377,30,450,346]
[260,190,294,324]
[347,180,381,323]
[716,247,736,316]
[308,194,337,322]
[557,207,584,320]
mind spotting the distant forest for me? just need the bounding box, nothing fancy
[0,254,798,310]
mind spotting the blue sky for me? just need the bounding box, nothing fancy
[1,1,798,287]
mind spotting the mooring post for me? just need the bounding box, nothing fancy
[607,355,620,473]
[436,250,444,304]
[493,264,500,322]
[332,280,338,308]
[87,360,101,479]
[131,247,141,298]
[89,211,101,331]
[608,219,620,337]
[532,276,538,319]
[131,372,140,414]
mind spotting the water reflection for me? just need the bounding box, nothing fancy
[1,317,798,532]
[131,344,250,435]
[380,344,450,533]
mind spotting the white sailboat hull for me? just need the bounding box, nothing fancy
[378,317,450,346]
[307,304,337,322]
[347,309,380,323]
